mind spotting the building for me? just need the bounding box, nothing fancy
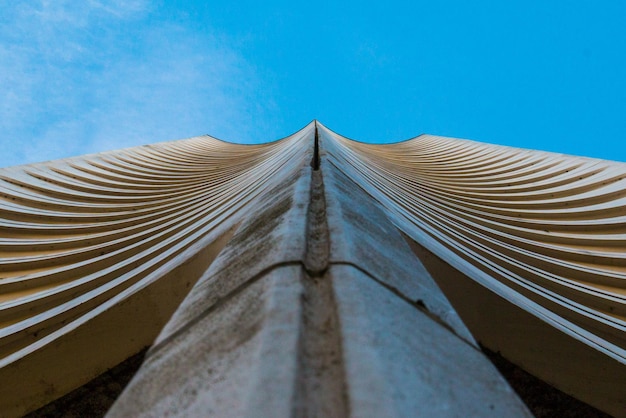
[1,121,624,416]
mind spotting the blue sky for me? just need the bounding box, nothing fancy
[1,0,625,167]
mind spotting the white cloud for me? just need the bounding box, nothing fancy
[0,1,279,167]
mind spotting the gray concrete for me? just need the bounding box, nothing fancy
[321,158,475,344]
[331,264,529,417]
[108,130,531,417]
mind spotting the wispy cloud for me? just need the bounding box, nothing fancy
[0,1,279,167]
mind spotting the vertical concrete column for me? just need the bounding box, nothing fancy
[318,144,530,417]
[108,125,531,417]
[108,146,315,417]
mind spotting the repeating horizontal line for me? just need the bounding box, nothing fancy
[0,124,314,365]
[318,123,626,363]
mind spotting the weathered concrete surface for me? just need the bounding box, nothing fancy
[109,266,304,417]
[109,132,530,417]
[331,264,530,417]
[148,160,312,344]
[0,123,315,416]
[321,156,474,344]
[0,223,237,418]
[318,122,626,417]
[405,236,626,417]
[6,120,625,416]
[108,147,315,417]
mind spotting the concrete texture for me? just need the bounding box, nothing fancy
[0,124,313,416]
[331,265,528,417]
[109,149,314,417]
[319,122,626,416]
[321,155,474,344]
[107,139,531,417]
[1,120,624,416]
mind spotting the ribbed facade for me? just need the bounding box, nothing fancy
[0,121,624,416]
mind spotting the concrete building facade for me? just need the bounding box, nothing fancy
[0,121,624,416]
